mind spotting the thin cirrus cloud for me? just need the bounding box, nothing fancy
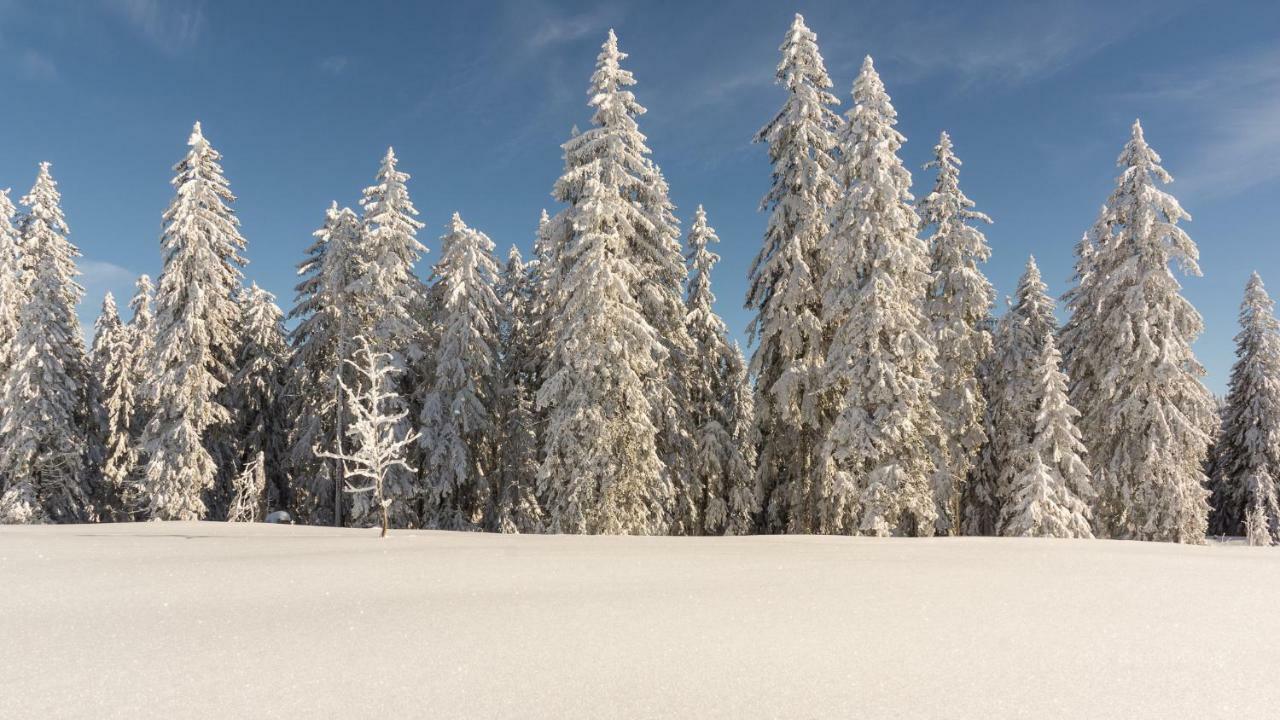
[101,0,206,55]
[77,259,138,337]
[19,50,58,82]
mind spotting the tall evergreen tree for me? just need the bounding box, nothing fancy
[999,332,1095,538]
[962,305,1010,536]
[419,214,501,530]
[128,275,156,434]
[138,122,247,521]
[684,207,756,535]
[357,148,426,527]
[1209,273,1280,541]
[0,190,22,425]
[0,163,90,523]
[490,247,544,533]
[919,131,995,534]
[229,284,288,513]
[550,31,697,533]
[818,57,939,537]
[287,203,363,525]
[1061,120,1215,543]
[537,172,669,534]
[746,14,840,533]
[90,293,138,520]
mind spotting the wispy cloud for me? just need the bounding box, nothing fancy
[318,55,349,75]
[77,259,137,339]
[19,49,57,81]
[1123,45,1280,198]
[102,0,205,55]
[525,5,617,51]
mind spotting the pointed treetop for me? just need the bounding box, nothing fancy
[449,211,467,232]
[383,146,397,165]
[0,188,12,219]
[507,244,524,265]
[1025,254,1040,276]
[101,292,118,318]
[188,121,206,147]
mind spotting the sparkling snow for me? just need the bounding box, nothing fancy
[1,522,1276,718]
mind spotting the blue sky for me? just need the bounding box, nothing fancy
[1,0,1277,393]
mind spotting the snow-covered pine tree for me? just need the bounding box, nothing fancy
[537,172,669,535]
[287,203,363,525]
[818,56,939,537]
[489,246,543,533]
[418,213,501,530]
[90,293,139,520]
[962,305,1009,536]
[999,331,1094,538]
[137,122,247,521]
[553,31,697,533]
[0,163,90,523]
[1061,121,1215,543]
[357,148,427,527]
[229,284,288,514]
[747,14,841,533]
[0,190,22,426]
[920,131,995,534]
[317,336,419,538]
[128,274,157,435]
[684,206,757,535]
[1209,273,1280,541]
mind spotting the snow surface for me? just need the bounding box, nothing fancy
[1,522,1277,718]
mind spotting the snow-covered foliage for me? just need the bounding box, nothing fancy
[747,14,841,533]
[418,213,501,530]
[1209,273,1280,541]
[538,170,670,535]
[1061,121,1215,543]
[552,30,697,533]
[286,203,363,525]
[490,247,544,533]
[127,275,156,434]
[0,163,90,524]
[0,190,22,423]
[818,57,939,537]
[684,207,757,535]
[316,336,419,537]
[138,122,247,521]
[226,451,266,523]
[999,332,1094,538]
[962,307,1008,536]
[90,293,138,520]
[919,131,995,533]
[228,285,288,514]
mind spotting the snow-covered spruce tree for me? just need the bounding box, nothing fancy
[1209,273,1280,541]
[1061,121,1215,543]
[818,57,940,537]
[137,122,247,521]
[317,336,419,538]
[357,148,427,527]
[418,214,501,530]
[286,203,364,525]
[0,163,90,523]
[90,293,139,520]
[127,274,157,436]
[746,14,840,533]
[0,190,22,421]
[489,246,544,533]
[919,131,995,534]
[229,284,288,514]
[552,31,697,533]
[684,206,757,535]
[999,332,1095,538]
[962,306,1009,536]
[537,172,669,535]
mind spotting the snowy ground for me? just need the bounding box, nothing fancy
[1,523,1277,718]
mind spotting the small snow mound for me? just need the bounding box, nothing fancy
[264,510,293,524]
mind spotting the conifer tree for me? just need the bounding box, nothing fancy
[684,207,756,535]
[0,163,90,523]
[0,190,22,423]
[1061,121,1215,543]
[90,293,138,519]
[128,275,156,433]
[357,148,426,527]
[287,203,363,525]
[490,247,544,533]
[746,14,840,533]
[229,284,288,512]
[537,173,669,534]
[1209,273,1280,541]
[999,332,1095,538]
[552,31,697,533]
[818,57,939,537]
[138,123,247,521]
[920,131,995,533]
[962,307,1009,536]
[418,214,501,530]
